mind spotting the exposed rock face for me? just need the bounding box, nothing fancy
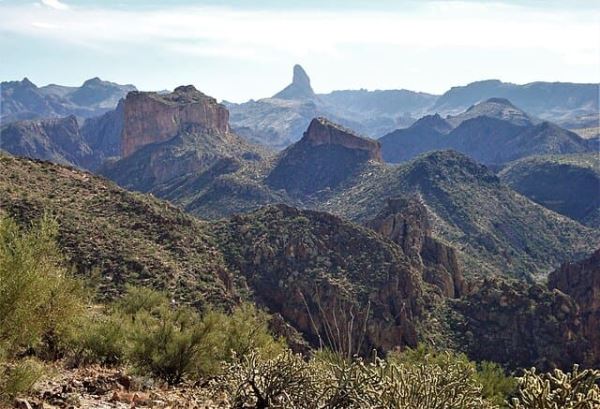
[366,197,464,298]
[548,249,600,366]
[303,117,383,160]
[121,86,229,157]
[272,64,316,100]
[214,204,425,354]
[266,118,382,195]
[451,277,589,370]
[0,115,94,168]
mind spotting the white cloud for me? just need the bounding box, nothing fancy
[40,0,69,10]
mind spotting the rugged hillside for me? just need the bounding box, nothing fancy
[100,85,267,192]
[0,115,94,168]
[213,204,427,353]
[366,196,465,298]
[380,99,591,166]
[449,276,589,370]
[0,154,235,307]
[499,154,600,227]
[433,79,599,128]
[1,153,597,370]
[266,117,382,196]
[549,249,600,367]
[317,150,599,278]
[1,77,135,123]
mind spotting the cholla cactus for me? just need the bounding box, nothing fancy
[510,365,600,409]
[226,350,499,408]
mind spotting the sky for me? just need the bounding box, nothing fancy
[0,0,598,102]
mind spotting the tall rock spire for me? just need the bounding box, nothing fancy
[272,64,316,100]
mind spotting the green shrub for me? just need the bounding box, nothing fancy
[0,214,85,358]
[475,361,517,407]
[116,287,284,384]
[66,310,128,366]
[510,365,600,409]
[0,358,45,402]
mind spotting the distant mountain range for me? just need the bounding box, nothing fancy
[1,77,135,122]
[379,98,593,166]
[225,66,598,148]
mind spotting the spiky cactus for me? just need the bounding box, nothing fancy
[510,365,600,409]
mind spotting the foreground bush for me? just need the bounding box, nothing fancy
[0,358,45,402]
[510,365,600,409]
[0,215,85,357]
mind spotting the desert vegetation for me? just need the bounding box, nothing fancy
[1,214,598,408]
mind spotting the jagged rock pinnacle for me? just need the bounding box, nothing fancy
[272,64,316,100]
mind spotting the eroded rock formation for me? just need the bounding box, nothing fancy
[121,86,229,157]
[266,117,382,195]
[366,196,464,298]
[548,249,600,366]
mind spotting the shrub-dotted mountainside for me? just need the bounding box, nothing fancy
[212,204,427,354]
[0,154,235,307]
[317,151,599,278]
[500,153,600,227]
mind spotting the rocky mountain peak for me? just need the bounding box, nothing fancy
[410,113,452,134]
[266,119,382,195]
[366,196,464,298]
[121,87,230,157]
[448,97,533,127]
[303,117,382,161]
[292,64,311,89]
[272,64,316,100]
[82,77,103,87]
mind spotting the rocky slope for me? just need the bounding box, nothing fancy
[366,196,465,298]
[0,116,95,168]
[317,150,599,278]
[449,276,589,370]
[213,204,426,353]
[548,249,600,367]
[266,117,382,196]
[2,153,597,370]
[1,77,135,123]
[0,154,236,307]
[500,153,600,227]
[380,99,591,166]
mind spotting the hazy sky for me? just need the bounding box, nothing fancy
[1,0,598,102]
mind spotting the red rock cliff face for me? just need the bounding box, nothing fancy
[121,86,229,157]
[304,117,382,162]
[548,249,600,366]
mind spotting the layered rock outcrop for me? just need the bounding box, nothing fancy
[266,118,382,195]
[548,249,600,366]
[366,197,464,298]
[451,277,589,370]
[121,86,229,157]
